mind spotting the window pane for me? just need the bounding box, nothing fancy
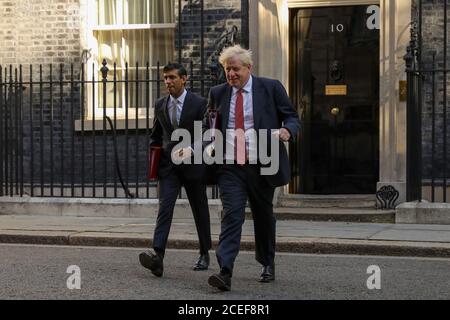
[149,0,175,23]
[123,0,148,24]
[127,69,165,109]
[94,0,176,112]
[128,69,148,109]
[95,30,123,67]
[98,72,123,109]
[151,69,166,100]
[95,29,174,72]
[96,0,175,25]
[97,69,165,110]
[96,0,120,25]
[123,30,149,66]
[148,28,175,65]
[123,29,174,66]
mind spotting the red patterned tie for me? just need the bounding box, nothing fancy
[235,89,246,164]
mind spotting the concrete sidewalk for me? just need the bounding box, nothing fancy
[1,215,450,258]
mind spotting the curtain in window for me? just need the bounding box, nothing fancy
[97,0,174,25]
[150,0,175,23]
[96,0,174,68]
[96,30,123,108]
[96,0,175,109]
[125,0,147,24]
[96,0,174,67]
[97,0,118,25]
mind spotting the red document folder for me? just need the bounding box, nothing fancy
[147,145,162,181]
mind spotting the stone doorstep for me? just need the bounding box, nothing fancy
[272,194,393,222]
[244,208,395,223]
[277,195,377,209]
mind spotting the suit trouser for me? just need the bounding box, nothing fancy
[216,164,276,274]
[153,169,212,256]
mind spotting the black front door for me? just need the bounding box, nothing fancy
[289,5,380,194]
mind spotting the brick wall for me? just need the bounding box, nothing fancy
[0,0,81,67]
[177,0,247,96]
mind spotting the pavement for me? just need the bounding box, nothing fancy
[1,214,450,258]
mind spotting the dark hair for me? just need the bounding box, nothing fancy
[163,63,187,77]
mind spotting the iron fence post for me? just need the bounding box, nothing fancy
[405,31,421,202]
[0,66,3,197]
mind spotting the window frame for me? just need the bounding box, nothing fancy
[85,0,176,121]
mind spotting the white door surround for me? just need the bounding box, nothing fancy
[250,0,411,205]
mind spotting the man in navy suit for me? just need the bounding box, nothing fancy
[139,63,212,277]
[205,45,300,291]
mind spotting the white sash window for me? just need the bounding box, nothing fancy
[87,0,175,120]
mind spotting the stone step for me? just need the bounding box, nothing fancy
[277,194,377,209]
[0,197,224,220]
[245,207,395,223]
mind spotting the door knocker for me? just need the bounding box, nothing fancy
[330,60,343,82]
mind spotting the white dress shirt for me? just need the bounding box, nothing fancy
[226,76,257,162]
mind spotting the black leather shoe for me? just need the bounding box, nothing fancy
[208,270,231,291]
[193,253,210,271]
[259,265,275,283]
[139,250,163,277]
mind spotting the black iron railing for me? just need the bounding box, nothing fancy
[405,0,449,203]
[0,0,241,199]
[0,60,219,199]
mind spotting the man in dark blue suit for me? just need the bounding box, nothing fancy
[139,63,212,277]
[205,45,300,291]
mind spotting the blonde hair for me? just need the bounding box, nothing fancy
[219,45,253,67]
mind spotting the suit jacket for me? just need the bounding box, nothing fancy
[150,91,207,181]
[204,76,300,187]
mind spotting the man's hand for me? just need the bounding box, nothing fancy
[272,128,291,142]
[279,128,291,141]
[205,143,215,157]
[172,147,193,162]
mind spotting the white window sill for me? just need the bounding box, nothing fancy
[92,23,176,31]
